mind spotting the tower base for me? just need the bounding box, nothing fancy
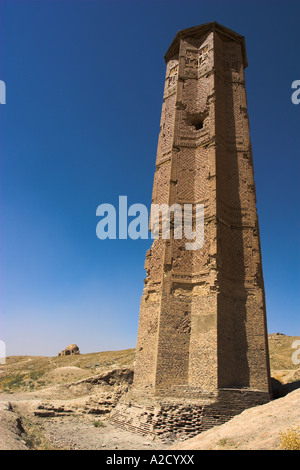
[109,389,270,439]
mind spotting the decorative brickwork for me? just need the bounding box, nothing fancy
[110,22,271,438]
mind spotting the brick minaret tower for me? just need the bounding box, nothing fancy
[110,22,271,437]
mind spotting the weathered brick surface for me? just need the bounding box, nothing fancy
[112,22,272,438]
[109,389,270,439]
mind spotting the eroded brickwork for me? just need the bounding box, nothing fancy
[110,22,271,437]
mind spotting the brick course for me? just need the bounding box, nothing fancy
[110,22,271,438]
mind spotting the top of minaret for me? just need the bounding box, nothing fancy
[164,21,248,68]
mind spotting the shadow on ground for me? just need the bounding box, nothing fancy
[271,378,300,398]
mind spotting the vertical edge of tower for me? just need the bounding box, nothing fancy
[212,26,271,395]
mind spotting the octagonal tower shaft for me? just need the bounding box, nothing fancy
[133,23,271,398]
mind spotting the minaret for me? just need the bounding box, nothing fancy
[110,23,271,437]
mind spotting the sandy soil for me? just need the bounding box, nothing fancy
[1,385,299,451]
[0,401,28,450]
[171,388,300,450]
[0,372,170,451]
[0,395,169,451]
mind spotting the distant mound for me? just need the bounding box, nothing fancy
[43,366,90,385]
[0,349,135,393]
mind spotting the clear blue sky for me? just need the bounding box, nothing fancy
[0,0,299,356]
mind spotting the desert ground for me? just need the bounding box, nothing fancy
[0,334,299,450]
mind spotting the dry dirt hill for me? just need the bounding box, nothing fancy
[0,348,135,392]
[0,334,299,450]
[171,388,300,450]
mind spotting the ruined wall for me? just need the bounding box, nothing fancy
[110,389,270,439]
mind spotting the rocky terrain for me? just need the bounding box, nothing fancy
[0,334,299,450]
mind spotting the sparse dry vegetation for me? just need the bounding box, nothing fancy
[93,420,106,428]
[0,349,135,392]
[21,416,58,450]
[279,427,300,450]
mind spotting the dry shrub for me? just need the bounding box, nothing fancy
[279,427,300,450]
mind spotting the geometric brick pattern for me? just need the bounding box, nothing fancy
[110,22,271,438]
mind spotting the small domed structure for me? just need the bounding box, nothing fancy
[58,343,80,356]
